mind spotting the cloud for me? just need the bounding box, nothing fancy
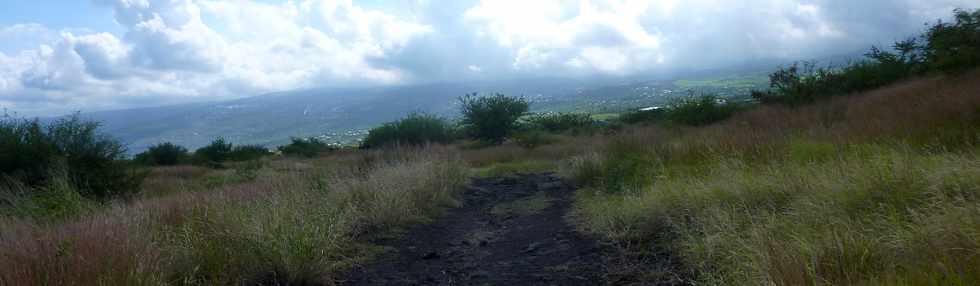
[71,32,131,79]
[1,0,979,116]
[2,0,434,115]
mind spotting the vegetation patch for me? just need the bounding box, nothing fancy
[0,114,143,201]
[0,147,469,285]
[459,93,530,144]
[566,67,980,284]
[277,137,337,158]
[616,94,741,126]
[474,160,557,178]
[491,192,552,217]
[362,113,457,149]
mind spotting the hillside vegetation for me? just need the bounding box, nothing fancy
[1,148,467,284]
[555,10,980,284]
[1,8,978,286]
[566,71,980,285]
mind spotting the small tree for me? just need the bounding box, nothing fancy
[135,142,189,166]
[458,93,529,144]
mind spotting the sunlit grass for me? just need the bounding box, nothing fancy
[568,71,980,285]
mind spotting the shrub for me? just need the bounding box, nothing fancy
[523,112,598,134]
[617,108,667,124]
[229,145,269,161]
[751,62,837,105]
[0,115,142,200]
[134,142,189,166]
[459,93,529,144]
[615,95,740,126]
[194,138,233,165]
[0,118,53,186]
[925,9,980,72]
[753,9,980,105]
[362,113,457,149]
[278,137,337,158]
[663,95,741,126]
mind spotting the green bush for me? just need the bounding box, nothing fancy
[229,145,269,161]
[617,108,667,125]
[0,115,143,200]
[753,9,980,105]
[523,112,598,134]
[459,93,529,144]
[194,138,233,165]
[134,142,189,166]
[0,118,54,186]
[664,95,742,126]
[362,113,457,149]
[278,137,337,158]
[751,60,917,106]
[615,95,740,126]
[925,9,980,72]
[193,139,268,165]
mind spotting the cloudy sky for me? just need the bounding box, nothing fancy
[1,0,977,116]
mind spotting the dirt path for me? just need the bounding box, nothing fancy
[343,173,606,285]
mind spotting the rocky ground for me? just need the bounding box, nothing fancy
[343,173,607,286]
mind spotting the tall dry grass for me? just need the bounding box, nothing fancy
[569,71,980,285]
[0,146,467,285]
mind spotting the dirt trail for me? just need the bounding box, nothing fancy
[343,173,606,285]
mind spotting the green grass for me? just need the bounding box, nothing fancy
[492,192,552,217]
[565,68,980,285]
[473,160,557,178]
[591,113,620,121]
[0,147,470,285]
[573,140,980,285]
[674,74,768,89]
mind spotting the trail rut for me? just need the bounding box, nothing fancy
[343,173,606,285]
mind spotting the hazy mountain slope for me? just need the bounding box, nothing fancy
[80,79,589,153]
[75,74,768,153]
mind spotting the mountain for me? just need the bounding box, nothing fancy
[76,78,593,153]
[73,72,771,154]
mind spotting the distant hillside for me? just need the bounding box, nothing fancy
[71,74,768,153]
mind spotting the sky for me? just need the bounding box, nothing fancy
[1,0,977,116]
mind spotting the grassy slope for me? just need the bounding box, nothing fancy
[567,71,980,285]
[0,147,467,285]
[2,71,978,285]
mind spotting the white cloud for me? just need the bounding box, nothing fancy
[1,0,979,116]
[2,0,434,115]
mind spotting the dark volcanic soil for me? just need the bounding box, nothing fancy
[343,173,606,286]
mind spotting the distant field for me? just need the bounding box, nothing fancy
[673,73,769,90]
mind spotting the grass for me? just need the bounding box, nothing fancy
[474,160,557,178]
[491,192,552,217]
[673,73,768,89]
[2,67,978,286]
[0,146,468,285]
[566,70,980,285]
